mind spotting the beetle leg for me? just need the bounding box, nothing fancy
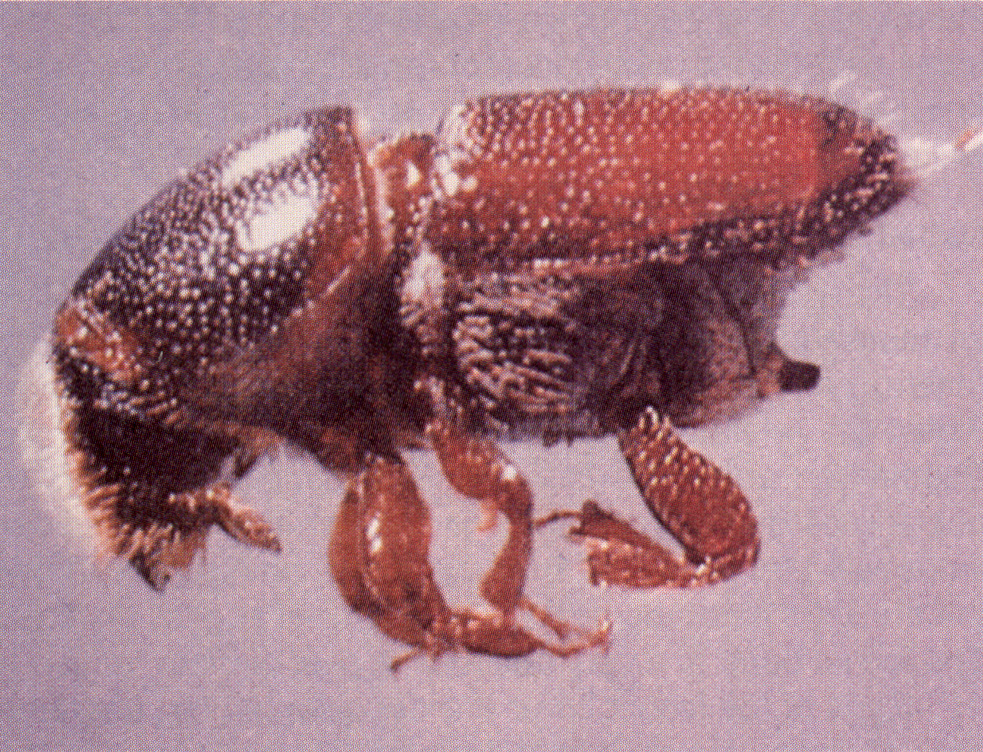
[81,477,280,591]
[558,408,759,588]
[451,607,610,664]
[389,610,609,672]
[57,410,281,589]
[208,484,282,552]
[426,419,537,617]
[428,420,610,647]
[329,455,609,668]
[93,478,281,590]
[329,456,455,658]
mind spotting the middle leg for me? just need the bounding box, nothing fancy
[427,419,534,616]
[328,453,608,670]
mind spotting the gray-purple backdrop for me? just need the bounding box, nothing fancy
[2,4,981,750]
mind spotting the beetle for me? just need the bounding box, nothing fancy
[22,85,915,668]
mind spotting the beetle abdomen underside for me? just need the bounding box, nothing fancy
[448,254,808,442]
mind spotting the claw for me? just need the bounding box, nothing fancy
[533,508,583,528]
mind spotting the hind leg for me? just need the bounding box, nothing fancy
[546,408,759,589]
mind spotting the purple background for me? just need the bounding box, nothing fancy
[2,4,981,750]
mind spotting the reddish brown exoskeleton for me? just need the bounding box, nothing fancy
[22,85,917,668]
